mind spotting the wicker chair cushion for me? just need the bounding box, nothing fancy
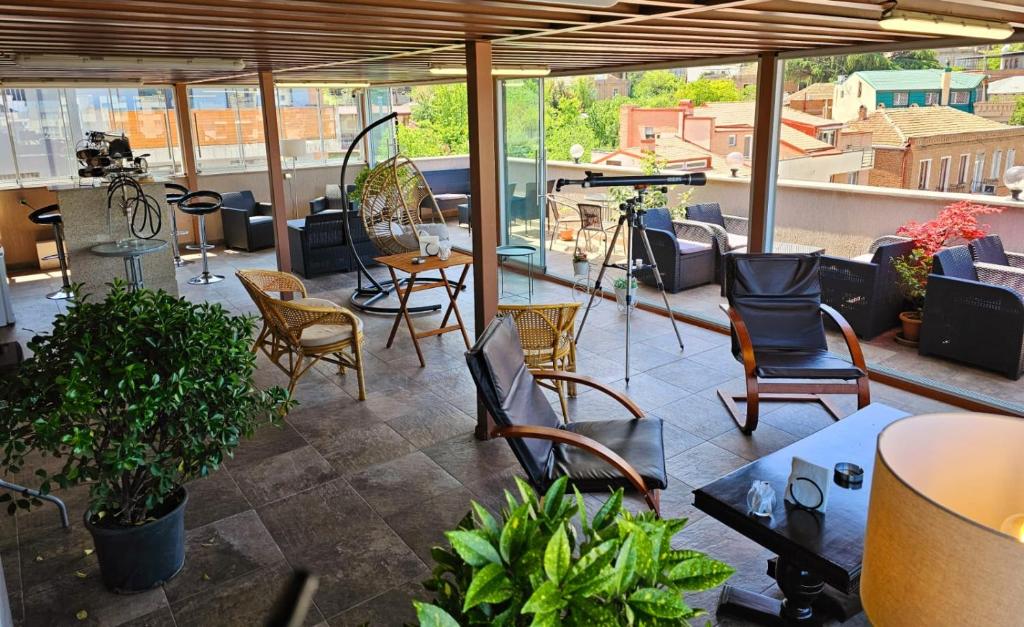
[294,298,363,348]
[249,215,273,225]
[726,233,748,251]
[676,239,712,254]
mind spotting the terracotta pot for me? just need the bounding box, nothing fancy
[899,311,923,343]
[558,229,575,241]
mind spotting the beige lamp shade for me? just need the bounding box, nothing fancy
[281,139,308,160]
[861,413,1024,626]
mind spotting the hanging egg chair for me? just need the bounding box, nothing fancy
[360,155,450,256]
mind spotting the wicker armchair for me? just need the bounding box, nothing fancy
[970,235,1024,271]
[634,208,715,293]
[237,269,367,398]
[497,302,580,419]
[674,202,749,281]
[919,246,1024,380]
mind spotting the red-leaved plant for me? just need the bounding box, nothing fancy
[895,201,1003,255]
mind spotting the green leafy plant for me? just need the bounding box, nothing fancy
[892,248,932,317]
[415,477,734,626]
[613,277,638,291]
[0,282,290,525]
[349,166,371,204]
[572,249,588,263]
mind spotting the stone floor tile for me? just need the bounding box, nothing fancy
[347,452,462,518]
[229,445,338,507]
[666,442,748,489]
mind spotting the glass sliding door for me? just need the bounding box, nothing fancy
[365,87,395,166]
[500,78,546,264]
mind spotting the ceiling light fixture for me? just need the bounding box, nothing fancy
[878,2,1013,40]
[276,82,370,88]
[429,65,551,77]
[14,54,246,71]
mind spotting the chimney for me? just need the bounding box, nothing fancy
[941,65,952,106]
[859,104,868,121]
[640,136,656,154]
[619,104,635,150]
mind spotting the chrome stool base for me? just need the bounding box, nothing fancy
[185,243,214,251]
[188,273,224,285]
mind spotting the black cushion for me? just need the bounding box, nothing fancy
[555,418,667,491]
[28,205,61,226]
[726,254,827,355]
[754,349,864,380]
[686,203,725,228]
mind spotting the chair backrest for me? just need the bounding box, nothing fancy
[496,302,580,368]
[871,239,917,267]
[867,234,911,256]
[643,207,673,232]
[686,203,725,228]
[237,269,307,301]
[221,190,256,214]
[304,213,346,249]
[321,184,346,212]
[578,203,604,229]
[725,253,827,355]
[932,245,979,281]
[969,235,1010,266]
[465,316,561,485]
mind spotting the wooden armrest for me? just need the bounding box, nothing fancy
[819,304,868,371]
[531,370,644,418]
[491,424,649,496]
[720,304,755,376]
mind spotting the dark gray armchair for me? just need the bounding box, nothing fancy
[632,207,715,293]
[221,190,274,251]
[466,316,667,514]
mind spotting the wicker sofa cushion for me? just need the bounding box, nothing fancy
[676,239,712,255]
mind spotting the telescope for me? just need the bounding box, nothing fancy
[555,171,706,192]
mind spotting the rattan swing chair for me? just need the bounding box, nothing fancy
[360,155,448,255]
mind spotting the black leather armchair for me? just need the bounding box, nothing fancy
[718,254,870,433]
[920,245,1024,380]
[466,316,667,514]
[632,207,715,293]
[820,239,917,339]
[221,190,275,251]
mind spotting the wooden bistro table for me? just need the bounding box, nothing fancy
[376,250,473,367]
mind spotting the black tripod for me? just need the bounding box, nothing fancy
[576,186,685,383]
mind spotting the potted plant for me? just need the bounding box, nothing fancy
[891,200,1003,345]
[414,477,734,625]
[613,276,638,310]
[891,248,931,344]
[0,283,289,593]
[348,166,371,210]
[572,249,589,276]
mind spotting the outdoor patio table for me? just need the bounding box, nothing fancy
[90,238,168,292]
[376,250,472,367]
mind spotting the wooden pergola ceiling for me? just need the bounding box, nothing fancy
[0,0,1022,85]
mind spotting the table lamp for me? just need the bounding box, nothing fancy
[1003,165,1024,201]
[861,413,1024,626]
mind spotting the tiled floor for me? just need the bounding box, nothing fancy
[453,220,1024,413]
[1,245,962,626]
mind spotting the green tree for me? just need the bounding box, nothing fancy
[587,95,628,151]
[890,49,941,70]
[844,53,894,74]
[674,78,746,106]
[544,88,596,161]
[631,69,683,105]
[1009,96,1024,125]
[398,83,469,157]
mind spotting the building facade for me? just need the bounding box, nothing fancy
[832,69,986,122]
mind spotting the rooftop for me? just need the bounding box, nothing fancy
[851,69,985,91]
[787,82,837,101]
[988,75,1024,95]
[694,102,838,153]
[847,105,1014,147]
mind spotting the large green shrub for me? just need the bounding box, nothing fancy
[0,283,290,526]
[415,477,734,626]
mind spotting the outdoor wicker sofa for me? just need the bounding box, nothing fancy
[673,202,749,282]
[632,207,715,293]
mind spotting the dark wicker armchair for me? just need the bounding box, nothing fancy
[632,207,715,293]
[820,238,917,339]
[920,245,1024,380]
[674,202,749,282]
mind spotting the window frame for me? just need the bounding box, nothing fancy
[892,91,909,106]
[917,158,932,190]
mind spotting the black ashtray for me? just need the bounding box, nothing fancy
[834,462,864,489]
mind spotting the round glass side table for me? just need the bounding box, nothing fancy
[496,244,536,302]
[90,238,168,292]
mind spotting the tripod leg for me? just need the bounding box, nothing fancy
[636,224,685,353]
[575,215,626,343]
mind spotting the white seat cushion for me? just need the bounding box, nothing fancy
[249,215,273,225]
[852,253,874,263]
[293,298,363,348]
[726,233,748,251]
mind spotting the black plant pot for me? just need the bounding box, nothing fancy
[84,487,188,594]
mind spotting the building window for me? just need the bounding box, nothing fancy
[924,92,940,105]
[892,92,909,106]
[727,134,737,147]
[1008,148,1016,170]
[817,129,837,145]
[917,159,931,190]
[611,88,620,97]
[991,149,1003,179]
[742,135,753,158]
[643,126,655,139]
[847,171,860,185]
[857,82,862,98]
[937,156,951,192]
[957,153,970,184]
[951,91,970,105]
[972,152,986,192]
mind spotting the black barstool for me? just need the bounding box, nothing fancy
[179,191,224,285]
[164,182,191,267]
[28,205,72,300]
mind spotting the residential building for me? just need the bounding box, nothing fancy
[596,100,871,182]
[592,73,630,99]
[846,105,1024,193]
[832,69,986,121]
[785,82,836,118]
[974,75,1024,122]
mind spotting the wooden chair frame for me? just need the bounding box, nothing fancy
[237,270,367,400]
[718,303,870,434]
[491,369,661,516]
[497,302,580,420]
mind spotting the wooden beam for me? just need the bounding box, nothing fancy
[466,38,499,440]
[257,70,291,272]
[172,82,200,243]
[746,51,783,253]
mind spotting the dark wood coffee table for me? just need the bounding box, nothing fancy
[692,402,909,625]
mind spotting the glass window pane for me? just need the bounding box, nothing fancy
[321,88,361,162]
[111,87,181,174]
[237,88,266,169]
[277,87,318,164]
[189,87,242,172]
[4,88,73,182]
[0,102,16,186]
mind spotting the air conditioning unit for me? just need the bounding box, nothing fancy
[982,183,997,195]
